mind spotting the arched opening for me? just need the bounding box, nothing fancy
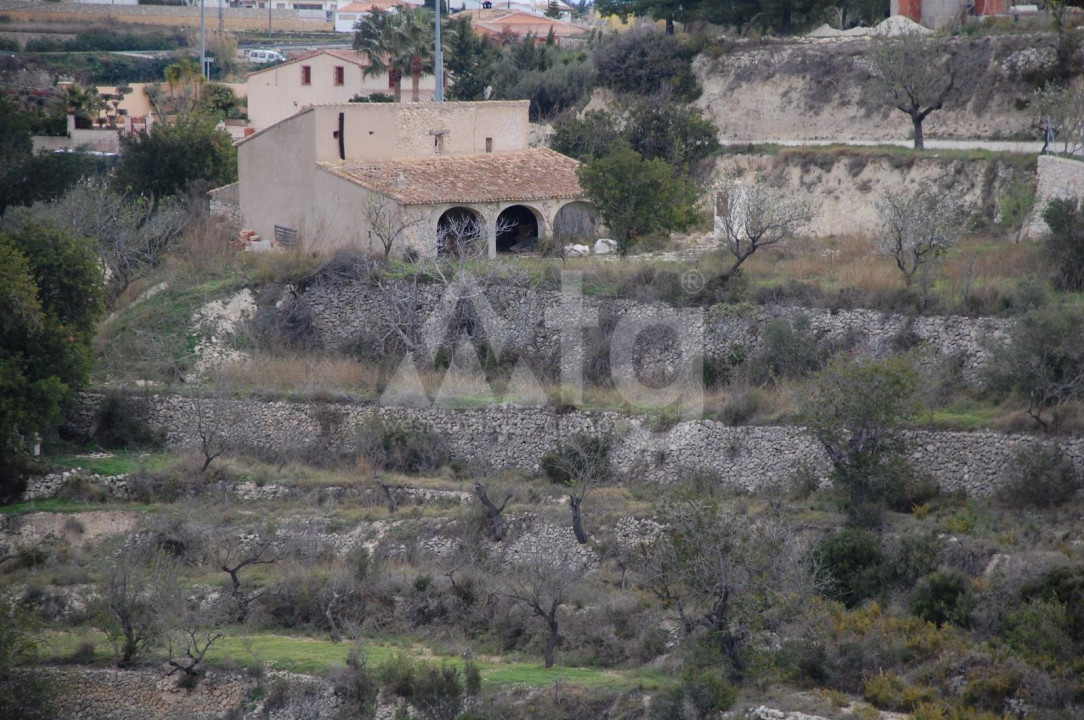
[496,205,540,254]
[553,201,598,243]
[437,206,484,257]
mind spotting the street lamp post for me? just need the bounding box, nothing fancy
[434,0,443,101]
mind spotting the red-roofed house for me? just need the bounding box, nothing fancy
[236,100,596,256]
[458,8,587,43]
[334,0,423,32]
[246,48,436,130]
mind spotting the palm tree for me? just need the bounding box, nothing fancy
[163,58,204,115]
[355,7,406,103]
[54,83,107,129]
[354,7,436,103]
[394,9,436,103]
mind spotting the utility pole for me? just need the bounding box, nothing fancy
[434,0,443,101]
[200,0,208,80]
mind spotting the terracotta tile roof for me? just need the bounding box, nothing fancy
[248,49,372,78]
[317,147,584,205]
[457,8,586,36]
[338,0,421,12]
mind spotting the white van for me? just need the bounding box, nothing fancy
[248,49,286,65]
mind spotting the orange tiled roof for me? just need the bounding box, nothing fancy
[248,49,372,78]
[317,147,583,205]
[457,9,586,36]
[338,0,421,12]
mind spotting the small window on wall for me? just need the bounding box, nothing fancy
[485,137,493,153]
[301,65,312,85]
[388,74,396,89]
[434,134,444,154]
[334,66,344,85]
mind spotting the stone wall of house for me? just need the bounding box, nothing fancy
[208,182,241,229]
[1023,154,1084,240]
[32,667,344,720]
[300,280,1011,385]
[66,393,1084,496]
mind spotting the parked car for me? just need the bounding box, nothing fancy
[248,49,286,64]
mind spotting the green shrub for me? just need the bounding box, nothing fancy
[1003,598,1076,662]
[412,663,464,720]
[1042,198,1084,291]
[593,28,700,102]
[1019,565,1084,642]
[651,668,736,719]
[997,443,1081,508]
[357,420,452,474]
[550,110,621,162]
[91,392,166,449]
[812,528,886,608]
[910,571,975,628]
[863,670,907,711]
[745,314,826,386]
[540,433,610,486]
[378,653,417,698]
[985,304,1084,430]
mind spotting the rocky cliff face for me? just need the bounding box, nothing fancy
[694,34,1054,142]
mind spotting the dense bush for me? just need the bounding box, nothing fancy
[813,529,885,608]
[651,669,736,719]
[987,304,1084,430]
[91,392,166,450]
[997,443,1081,507]
[1019,565,1084,643]
[540,433,611,486]
[622,101,719,171]
[593,29,700,102]
[745,314,826,386]
[495,57,595,120]
[910,571,975,628]
[550,110,621,162]
[1042,197,1084,291]
[114,114,237,198]
[357,420,452,474]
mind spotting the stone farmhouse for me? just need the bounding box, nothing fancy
[235,100,595,256]
[246,48,436,130]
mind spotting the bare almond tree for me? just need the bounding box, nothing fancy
[363,193,426,259]
[165,595,227,683]
[501,552,583,668]
[214,527,277,623]
[876,187,964,301]
[473,482,512,542]
[713,178,813,280]
[540,433,612,545]
[96,546,176,668]
[869,31,964,150]
[193,393,237,474]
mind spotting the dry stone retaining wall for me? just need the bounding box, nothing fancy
[34,667,343,720]
[301,281,1011,385]
[1024,154,1084,240]
[68,393,1084,496]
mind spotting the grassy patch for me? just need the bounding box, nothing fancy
[47,450,172,477]
[0,499,154,515]
[37,630,667,690]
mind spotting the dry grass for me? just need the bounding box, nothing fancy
[212,355,384,396]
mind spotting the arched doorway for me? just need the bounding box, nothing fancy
[496,205,540,253]
[553,201,597,242]
[437,207,484,257]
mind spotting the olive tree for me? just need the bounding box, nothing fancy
[802,357,921,515]
[869,31,963,150]
[501,551,584,668]
[640,498,814,680]
[876,186,964,299]
[713,178,814,280]
[540,433,612,545]
[96,546,177,667]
